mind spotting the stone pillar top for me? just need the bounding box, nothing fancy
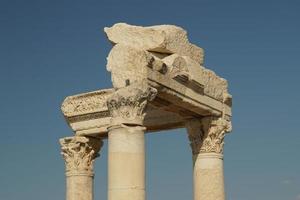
[107,82,157,126]
[60,136,103,176]
[186,117,232,155]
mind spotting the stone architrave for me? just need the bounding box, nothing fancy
[60,136,103,200]
[186,117,232,200]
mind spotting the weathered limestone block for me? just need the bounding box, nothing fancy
[163,54,204,92]
[61,89,112,118]
[163,54,229,101]
[104,23,204,64]
[107,44,153,88]
[107,44,169,88]
[163,54,188,79]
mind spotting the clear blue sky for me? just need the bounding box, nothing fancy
[0,0,299,200]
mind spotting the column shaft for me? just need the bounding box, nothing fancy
[108,125,145,200]
[66,175,94,200]
[193,153,225,200]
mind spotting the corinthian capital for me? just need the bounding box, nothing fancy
[59,136,103,176]
[107,82,157,126]
[186,117,232,154]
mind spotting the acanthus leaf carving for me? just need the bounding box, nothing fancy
[60,136,103,176]
[107,82,157,126]
[186,117,232,154]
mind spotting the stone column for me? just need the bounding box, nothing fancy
[60,136,103,200]
[106,83,157,200]
[186,117,232,200]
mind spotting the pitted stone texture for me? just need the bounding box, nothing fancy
[201,117,232,154]
[60,136,103,200]
[107,44,169,88]
[108,125,146,200]
[163,54,229,102]
[106,44,153,88]
[193,153,225,200]
[106,42,229,102]
[66,176,93,200]
[107,82,157,126]
[186,117,232,155]
[60,136,102,176]
[104,23,204,64]
[61,89,112,117]
[60,23,232,137]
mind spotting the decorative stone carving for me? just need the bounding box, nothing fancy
[163,54,189,81]
[61,89,113,117]
[60,136,103,176]
[107,83,157,126]
[186,117,232,154]
[201,69,228,102]
[163,54,229,102]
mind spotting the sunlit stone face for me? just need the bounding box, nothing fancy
[59,23,232,200]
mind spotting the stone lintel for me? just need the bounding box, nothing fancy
[61,79,231,137]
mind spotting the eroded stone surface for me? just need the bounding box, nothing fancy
[107,82,157,126]
[108,125,146,200]
[106,44,153,88]
[60,136,103,176]
[105,23,230,101]
[104,23,204,64]
[193,154,225,200]
[186,117,232,155]
[60,136,103,200]
[61,89,113,117]
[60,22,233,200]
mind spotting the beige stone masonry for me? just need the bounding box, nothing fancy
[108,124,146,200]
[59,23,233,200]
[106,82,157,126]
[104,23,204,64]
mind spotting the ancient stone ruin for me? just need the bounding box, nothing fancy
[59,23,233,200]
